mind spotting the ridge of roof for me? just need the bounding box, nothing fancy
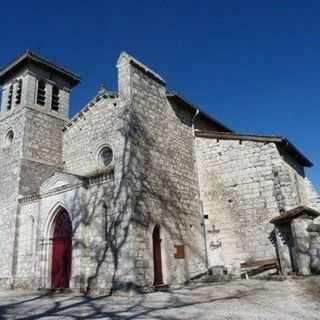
[0,50,80,86]
[195,130,313,168]
[117,52,166,85]
[166,91,232,132]
[195,130,283,142]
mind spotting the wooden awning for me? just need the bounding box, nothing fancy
[270,206,320,225]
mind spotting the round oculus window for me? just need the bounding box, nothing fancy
[99,146,113,167]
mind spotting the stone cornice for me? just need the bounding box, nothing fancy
[0,104,69,123]
[26,105,69,122]
[18,171,114,204]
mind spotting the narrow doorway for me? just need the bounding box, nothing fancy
[153,225,164,286]
[51,209,72,288]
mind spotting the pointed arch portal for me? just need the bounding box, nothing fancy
[51,209,72,288]
[153,225,163,286]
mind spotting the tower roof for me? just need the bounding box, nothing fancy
[0,50,80,87]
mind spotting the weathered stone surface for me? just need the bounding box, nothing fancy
[307,222,320,273]
[291,218,311,275]
[195,135,320,275]
[308,224,320,233]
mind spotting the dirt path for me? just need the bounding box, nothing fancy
[0,278,319,319]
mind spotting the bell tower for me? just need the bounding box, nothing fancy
[0,50,80,116]
[0,51,80,288]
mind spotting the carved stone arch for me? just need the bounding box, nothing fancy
[40,202,73,289]
[43,202,71,239]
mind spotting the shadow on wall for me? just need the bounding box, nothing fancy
[49,100,205,294]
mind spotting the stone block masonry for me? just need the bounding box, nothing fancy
[0,107,27,287]
[115,53,208,287]
[195,135,320,273]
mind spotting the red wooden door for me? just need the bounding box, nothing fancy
[51,210,72,289]
[153,226,163,286]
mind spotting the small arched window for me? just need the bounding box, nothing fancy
[4,129,14,147]
[37,80,46,106]
[51,85,60,111]
[7,84,13,111]
[15,79,22,105]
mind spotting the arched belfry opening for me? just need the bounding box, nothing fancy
[153,225,164,287]
[51,209,72,289]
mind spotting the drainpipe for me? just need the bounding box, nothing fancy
[191,109,209,271]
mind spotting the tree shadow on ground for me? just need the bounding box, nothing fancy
[0,284,266,320]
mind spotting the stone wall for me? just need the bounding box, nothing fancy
[63,95,122,178]
[278,152,320,211]
[19,160,57,195]
[63,91,138,291]
[291,217,311,275]
[14,173,115,293]
[14,200,39,288]
[17,106,67,196]
[195,137,320,274]
[308,222,320,273]
[0,64,73,288]
[23,107,65,167]
[117,53,207,288]
[0,107,26,287]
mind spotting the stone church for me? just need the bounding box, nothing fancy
[0,51,319,293]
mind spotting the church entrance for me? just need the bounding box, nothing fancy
[153,225,164,286]
[51,209,72,289]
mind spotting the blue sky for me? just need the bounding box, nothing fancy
[0,1,319,189]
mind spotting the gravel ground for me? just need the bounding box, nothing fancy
[0,277,319,319]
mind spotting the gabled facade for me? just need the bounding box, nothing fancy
[0,51,319,293]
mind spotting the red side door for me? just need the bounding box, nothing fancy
[51,210,72,289]
[52,238,71,288]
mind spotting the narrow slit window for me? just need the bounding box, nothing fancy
[51,86,59,111]
[37,80,46,106]
[15,79,22,105]
[7,85,13,111]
